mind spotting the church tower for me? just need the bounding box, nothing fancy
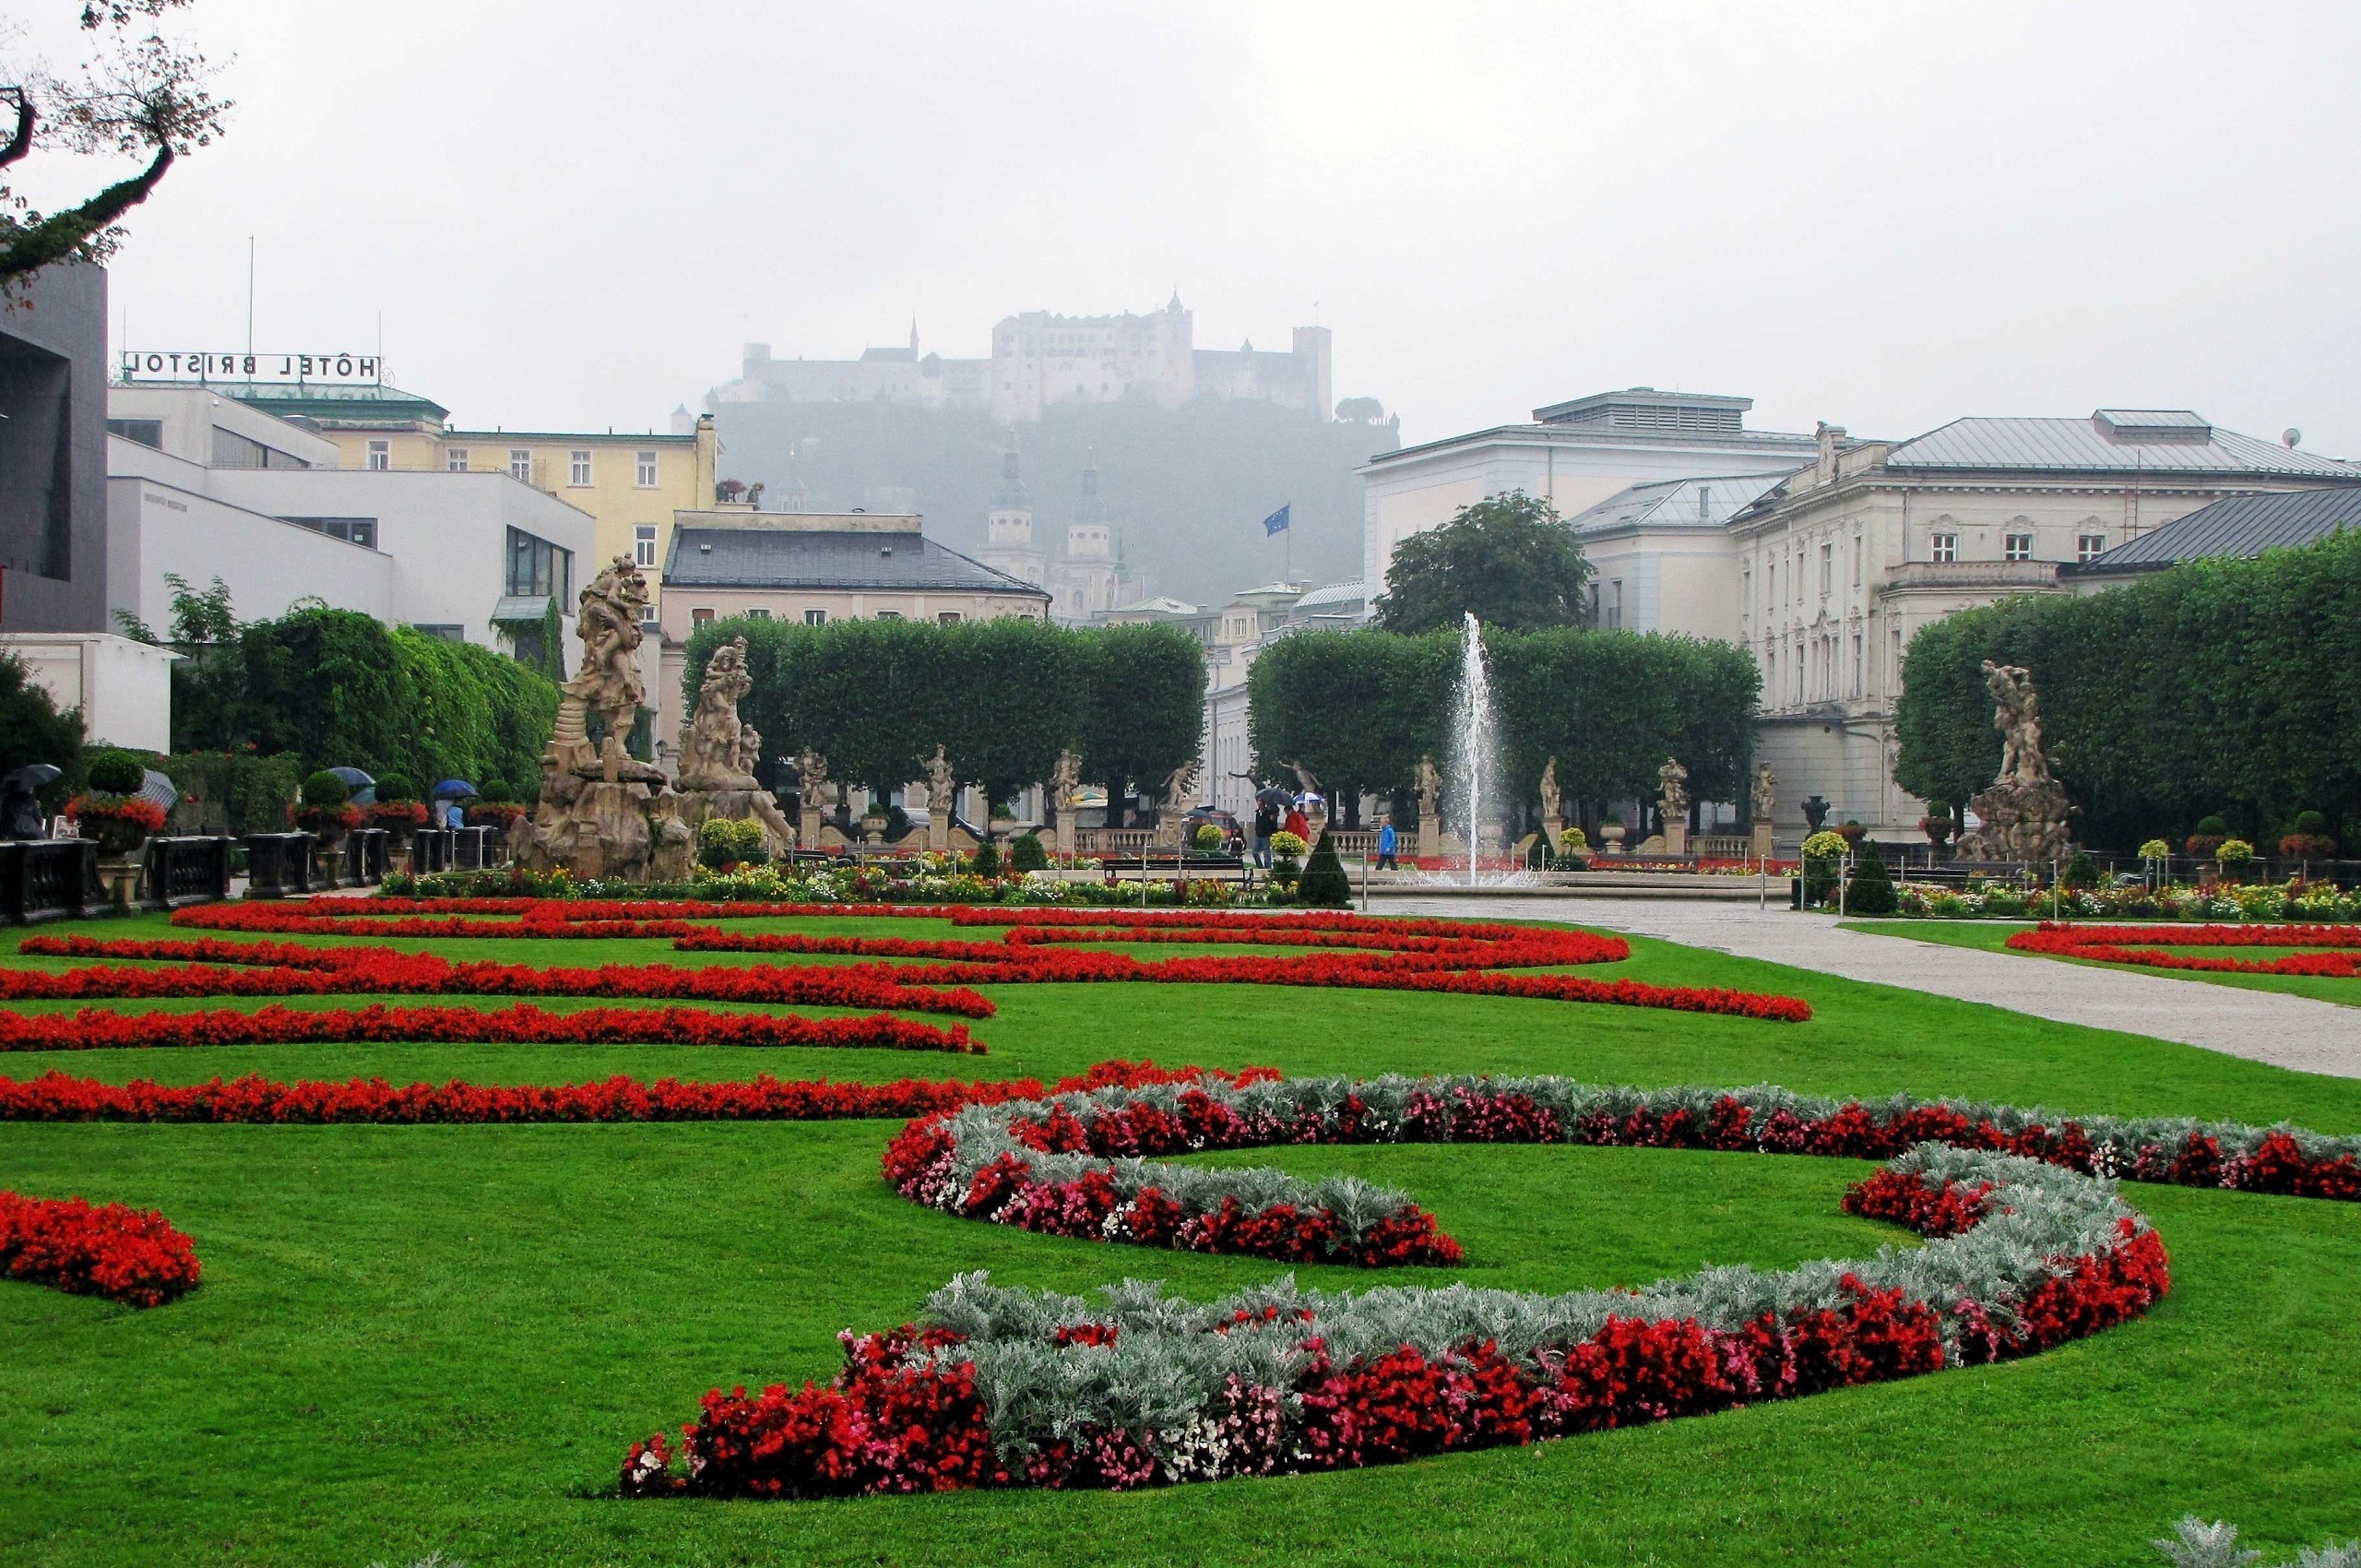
[1047,463,1120,624]
[977,447,1047,588]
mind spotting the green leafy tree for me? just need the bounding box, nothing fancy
[1374,490,1593,635]
[0,652,84,780]
[1074,622,1204,828]
[1,1,230,292]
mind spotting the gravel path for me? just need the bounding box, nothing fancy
[1380,895,2361,1079]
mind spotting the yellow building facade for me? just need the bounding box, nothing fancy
[317,412,718,618]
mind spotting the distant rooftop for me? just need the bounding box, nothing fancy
[1569,472,1789,533]
[2064,486,2361,577]
[1888,412,2358,477]
[664,518,1045,597]
[1532,387,1753,434]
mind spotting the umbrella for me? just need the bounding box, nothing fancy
[137,769,178,811]
[328,766,377,806]
[3,764,62,793]
[430,778,479,801]
[1253,784,1293,808]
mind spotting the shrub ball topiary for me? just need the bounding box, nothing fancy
[1297,828,1353,907]
[1193,823,1226,852]
[1844,849,1897,914]
[2061,850,2100,890]
[85,751,146,797]
[300,770,350,809]
[1008,833,1050,873]
[374,773,416,804]
[478,778,515,805]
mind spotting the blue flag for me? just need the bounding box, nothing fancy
[1262,504,1290,536]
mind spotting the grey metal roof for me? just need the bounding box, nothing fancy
[1569,472,1792,534]
[2063,487,2361,575]
[663,527,1048,596]
[1887,414,2359,477]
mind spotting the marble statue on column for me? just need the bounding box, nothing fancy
[1657,756,1691,855]
[1050,748,1082,860]
[1750,762,1777,861]
[1156,755,1202,847]
[1415,753,1442,856]
[794,748,829,848]
[925,744,955,852]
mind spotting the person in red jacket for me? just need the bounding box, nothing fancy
[1284,805,1310,843]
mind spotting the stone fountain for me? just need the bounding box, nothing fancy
[1952,659,2072,862]
[522,556,794,881]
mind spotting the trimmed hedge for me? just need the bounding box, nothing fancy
[1896,531,2361,849]
[1248,626,1759,819]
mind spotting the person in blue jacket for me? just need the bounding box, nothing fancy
[1376,819,1398,871]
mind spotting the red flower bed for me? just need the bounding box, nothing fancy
[0,1190,200,1307]
[68,796,169,835]
[2008,922,2361,979]
[0,1002,978,1054]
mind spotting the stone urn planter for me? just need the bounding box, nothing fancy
[1599,820,1627,854]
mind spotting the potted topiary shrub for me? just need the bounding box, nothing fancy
[2215,837,2256,883]
[469,779,527,831]
[696,817,766,873]
[2279,811,2337,862]
[1918,800,1955,856]
[1834,819,1867,849]
[1555,826,1589,871]
[290,769,359,845]
[368,772,429,854]
[1192,823,1226,855]
[1268,829,1306,890]
[68,750,165,859]
[1800,829,1849,907]
[2185,814,2230,859]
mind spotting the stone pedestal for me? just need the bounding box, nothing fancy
[800,803,824,849]
[98,854,142,914]
[1750,821,1774,862]
[1052,814,1074,860]
[927,801,950,853]
[1417,809,1439,860]
[1953,779,2071,863]
[1664,821,1688,855]
[1154,811,1187,849]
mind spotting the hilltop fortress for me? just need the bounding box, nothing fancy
[712,294,1333,426]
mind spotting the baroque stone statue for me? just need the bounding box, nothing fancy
[564,555,648,745]
[924,744,956,814]
[1050,749,1082,811]
[795,748,829,800]
[677,637,763,790]
[1953,660,2072,862]
[1750,762,1777,820]
[1163,755,1203,812]
[1414,754,1441,819]
[1538,757,1560,829]
[1656,756,1690,822]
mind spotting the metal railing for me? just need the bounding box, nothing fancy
[0,840,97,923]
[243,833,314,897]
[145,837,233,909]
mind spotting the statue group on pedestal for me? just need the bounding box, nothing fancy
[1952,659,2072,862]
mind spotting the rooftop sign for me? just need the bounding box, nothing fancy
[120,350,383,386]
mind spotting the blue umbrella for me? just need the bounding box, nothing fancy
[429,778,479,801]
[327,766,377,806]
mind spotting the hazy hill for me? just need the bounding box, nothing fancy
[708,398,1401,606]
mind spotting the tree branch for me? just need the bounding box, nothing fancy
[0,89,32,171]
[0,139,171,284]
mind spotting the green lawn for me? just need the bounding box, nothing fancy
[1843,919,2361,1008]
[3,909,2359,1566]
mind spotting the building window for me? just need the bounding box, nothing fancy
[446,448,469,472]
[366,439,391,471]
[2005,532,2034,562]
[2078,532,2107,564]
[635,524,658,568]
[937,611,964,624]
[746,608,771,619]
[803,609,828,625]
[874,611,903,621]
[1819,540,1833,594]
[509,448,532,482]
[1605,580,1622,631]
[280,516,378,549]
[1852,634,1864,696]
[568,450,592,487]
[409,624,466,642]
[504,527,572,600]
[692,607,716,626]
[1931,532,1958,564]
[639,601,658,625]
[635,450,658,488]
[107,418,163,449]
[1852,532,1862,586]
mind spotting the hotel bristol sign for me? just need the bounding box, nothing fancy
[120,350,383,386]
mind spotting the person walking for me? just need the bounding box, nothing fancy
[1376,819,1397,872]
[1284,804,1310,844]
[1252,801,1277,868]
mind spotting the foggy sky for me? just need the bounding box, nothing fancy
[18,0,2361,455]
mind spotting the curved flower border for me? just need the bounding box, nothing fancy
[626,1116,2176,1496]
[2008,922,2361,979]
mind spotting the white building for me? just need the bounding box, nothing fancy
[1358,387,1817,597]
[0,632,177,752]
[1732,412,2361,834]
[104,386,597,663]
